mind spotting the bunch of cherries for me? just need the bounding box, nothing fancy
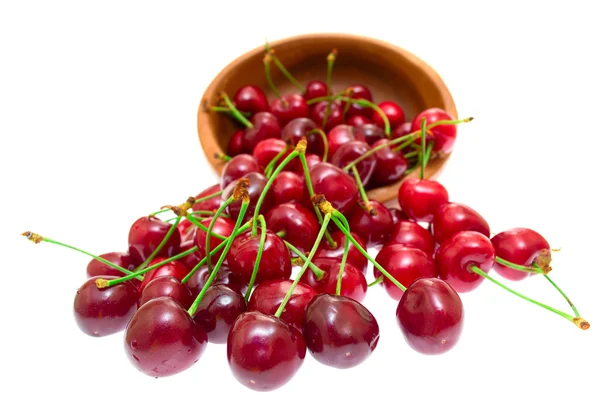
[23,44,589,392]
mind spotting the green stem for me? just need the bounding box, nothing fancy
[264,146,289,179]
[186,214,227,240]
[495,257,542,274]
[368,276,384,287]
[394,136,415,152]
[326,49,337,95]
[351,165,372,214]
[404,150,420,158]
[420,117,427,179]
[133,216,181,272]
[205,197,234,272]
[283,240,325,280]
[336,211,351,296]
[194,190,224,205]
[271,54,305,94]
[221,93,253,128]
[264,55,283,101]
[244,215,267,302]
[422,142,434,175]
[534,262,581,318]
[150,208,171,217]
[308,128,329,163]
[427,117,473,129]
[343,132,415,171]
[210,106,252,117]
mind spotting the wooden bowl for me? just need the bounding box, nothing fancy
[197,33,457,204]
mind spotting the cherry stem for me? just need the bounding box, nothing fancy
[284,240,325,280]
[342,132,415,171]
[194,190,224,205]
[533,262,581,318]
[205,196,235,272]
[132,216,181,273]
[210,106,251,117]
[264,146,289,179]
[336,211,351,296]
[244,215,267,302]
[326,49,337,94]
[419,118,427,179]
[308,128,329,163]
[495,257,543,274]
[276,230,286,238]
[404,150,420,158]
[167,210,225,223]
[188,199,250,316]
[270,51,305,94]
[351,165,373,215]
[20,232,140,280]
[368,276,384,287]
[470,266,589,330]
[215,153,232,162]
[221,92,253,128]
[394,136,415,152]
[311,95,390,136]
[263,54,283,102]
[275,213,332,318]
[186,214,228,240]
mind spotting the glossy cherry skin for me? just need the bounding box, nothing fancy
[223,172,275,223]
[388,207,409,225]
[281,117,324,157]
[393,121,412,140]
[177,219,196,242]
[178,239,203,270]
[292,153,320,175]
[348,200,393,247]
[194,216,235,265]
[396,277,463,355]
[433,202,490,245]
[347,115,370,127]
[128,216,181,267]
[139,257,191,293]
[386,220,435,256]
[193,183,224,213]
[398,178,449,223]
[233,85,269,115]
[356,123,385,145]
[436,231,495,292]
[331,140,376,185]
[342,84,373,118]
[74,276,139,337]
[304,80,329,101]
[252,138,289,170]
[228,129,246,156]
[140,275,194,309]
[371,138,408,185]
[411,108,457,154]
[372,101,405,130]
[227,229,292,285]
[192,284,247,344]
[86,251,134,278]
[315,230,368,273]
[272,171,304,205]
[227,311,306,391]
[300,258,367,302]
[265,202,318,255]
[491,228,551,281]
[311,100,343,132]
[304,294,379,369]
[327,124,366,157]
[220,154,260,189]
[185,264,242,296]
[242,112,281,153]
[270,94,310,127]
[374,244,437,300]
[248,279,317,331]
[124,298,208,377]
[306,163,359,215]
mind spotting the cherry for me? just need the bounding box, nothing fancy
[242,112,281,153]
[140,275,194,309]
[192,284,247,344]
[386,220,435,256]
[139,257,190,293]
[293,153,321,175]
[433,202,490,245]
[124,297,208,377]
[372,101,405,130]
[265,202,319,255]
[388,207,409,225]
[220,154,260,190]
[314,230,368,274]
[227,229,292,285]
[270,94,310,127]
[227,129,246,157]
[342,84,373,118]
[311,100,343,132]
[398,178,449,223]
[227,311,306,391]
[491,228,551,281]
[233,85,269,115]
[346,115,370,127]
[392,122,412,140]
[396,277,463,355]
[252,138,289,170]
[371,138,408,185]
[248,279,317,331]
[272,171,304,205]
[348,200,393,247]
[177,219,196,242]
[73,276,138,337]
[356,123,385,145]
[331,140,376,185]
[300,258,367,302]
[374,244,437,300]
[186,264,242,296]
[303,294,379,369]
[178,239,202,270]
[411,108,457,154]
[194,216,235,264]
[193,183,224,213]
[223,172,274,222]
[327,124,365,157]
[128,216,181,266]
[304,80,329,102]
[306,163,359,215]
[86,251,134,278]
[281,117,324,157]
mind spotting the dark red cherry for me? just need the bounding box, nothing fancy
[411,108,457,154]
[139,257,190,293]
[372,101,405,130]
[242,112,281,153]
[342,84,373,118]
[248,279,317,331]
[227,311,306,391]
[306,163,359,215]
[371,138,408,185]
[128,216,181,267]
[315,230,368,274]
[348,200,393,247]
[292,153,321,175]
[304,294,379,369]
[179,239,203,270]
[386,220,435,256]
[220,154,260,190]
[356,123,385,145]
[491,228,551,281]
[327,124,366,157]
[227,229,292,285]
[74,276,139,337]
[265,202,318,255]
[192,284,246,344]
[185,264,242,296]
[272,171,304,205]
[331,140,376,185]
[270,94,310,127]
[398,178,449,223]
[396,277,463,355]
[304,80,329,102]
[392,122,412,140]
[433,202,490,245]
[252,138,289,170]
[233,85,269,115]
[374,244,437,300]
[281,117,324,156]
[140,275,194,309]
[194,216,235,265]
[311,100,343,132]
[223,172,275,223]
[436,231,495,292]
[193,183,224,213]
[177,219,196,242]
[388,207,409,225]
[301,258,367,302]
[86,251,134,278]
[346,115,370,127]
[228,130,246,157]
[125,297,207,377]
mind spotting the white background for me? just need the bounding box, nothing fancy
[1,1,599,399]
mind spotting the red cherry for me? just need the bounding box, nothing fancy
[194,216,235,265]
[248,279,317,331]
[411,108,457,154]
[265,202,318,255]
[311,100,343,132]
[74,276,139,337]
[306,163,359,215]
[388,207,409,225]
[433,202,490,245]
[491,228,551,281]
[193,183,224,213]
[242,112,281,153]
[192,284,247,344]
[386,220,435,256]
[371,138,408,185]
[304,80,329,102]
[398,178,449,223]
[331,140,376,185]
[140,275,194,309]
[392,121,412,139]
[128,216,181,266]
[178,239,203,270]
[327,124,366,157]
[86,251,134,278]
[227,130,246,157]
[124,298,208,377]
[372,101,405,129]
[281,117,324,156]
[396,277,463,355]
[252,138,289,170]
[342,84,373,118]
[233,85,269,115]
[272,171,304,205]
[270,94,310,127]
[346,115,371,127]
[223,172,275,223]
[348,200,393,247]
[227,311,306,391]
[304,294,379,369]
[139,257,190,293]
[220,154,260,189]
[292,153,321,175]
[356,123,385,145]
[177,219,196,242]
[315,230,368,274]
[185,264,242,296]
[300,258,367,302]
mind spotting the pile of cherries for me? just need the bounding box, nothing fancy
[23,44,589,392]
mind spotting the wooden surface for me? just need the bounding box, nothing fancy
[197,33,457,204]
